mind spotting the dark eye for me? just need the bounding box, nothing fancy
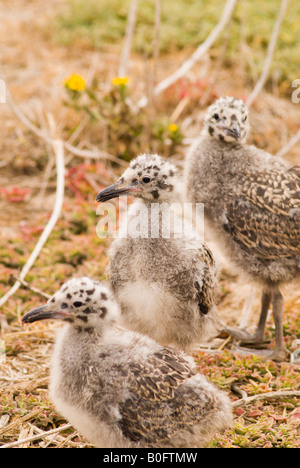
[142,176,151,183]
[61,303,68,309]
[213,113,220,121]
[73,301,83,308]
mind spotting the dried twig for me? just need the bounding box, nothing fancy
[217,335,232,351]
[55,430,80,448]
[63,141,127,166]
[232,390,300,408]
[246,0,288,107]
[152,0,161,88]
[276,128,300,158]
[239,0,247,77]
[0,424,73,449]
[12,276,51,299]
[138,0,238,107]
[199,10,234,107]
[0,138,65,309]
[6,90,127,166]
[231,384,248,400]
[239,285,256,329]
[118,0,140,77]
[0,407,44,437]
[169,95,191,123]
[36,152,55,203]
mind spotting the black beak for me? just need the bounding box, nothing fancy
[22,305,71,323]
[96,181,142,202]
[224,121,241,140]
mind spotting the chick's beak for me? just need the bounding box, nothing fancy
[22,305,71,324]
[224,120,241,140]
[216,118,241,140]
[96,181,142,202]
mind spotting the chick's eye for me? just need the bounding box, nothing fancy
[213,113,220,121]
[73,301,83,307]
[142,176,151,183]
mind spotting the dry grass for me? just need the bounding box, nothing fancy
[0,0,299,448]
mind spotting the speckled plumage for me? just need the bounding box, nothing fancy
[22,278,232,448]
[184,96,300,361]
[96,153,218,351]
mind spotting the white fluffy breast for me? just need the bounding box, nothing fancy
[117,280,178,341]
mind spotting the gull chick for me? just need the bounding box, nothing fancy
[184,95,300,361]
[96,153,218,351]
[22,277,232,448]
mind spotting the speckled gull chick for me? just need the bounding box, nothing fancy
[184,95,300,361]
[96,153,218,352]
[22,277,232,448]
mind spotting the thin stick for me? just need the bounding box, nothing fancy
[169,95,191,123]
[12,276,51,299]
[276,128,300,158]
[239,286,256,329]
[6,89,127,166]
[63,141,127,166]
[118,0,139,77]
[232,390,300,408]
[217,335,232,351]
[246,0,288,107]
[55,430,80,448]
[0,139,65,309]
[232,384,248,400]
[152,0,161,88]
[6,90,50,143]
[36,153,55,203]
[0,424,73,449]
[199,10,234,107]
[239,0,247,77]
[0,407,44,437]
[138,0,237,107]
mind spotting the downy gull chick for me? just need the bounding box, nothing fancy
[184,95,300,361]
[96,153,218,352]
[22,277,232,448]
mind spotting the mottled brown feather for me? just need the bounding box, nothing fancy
[118,348,214,444]
[195,245,216,314]
[224,169,300,260]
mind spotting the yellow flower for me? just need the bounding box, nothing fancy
[64,74,86,92]
[168,123,178,133]
[111,76,129,86]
